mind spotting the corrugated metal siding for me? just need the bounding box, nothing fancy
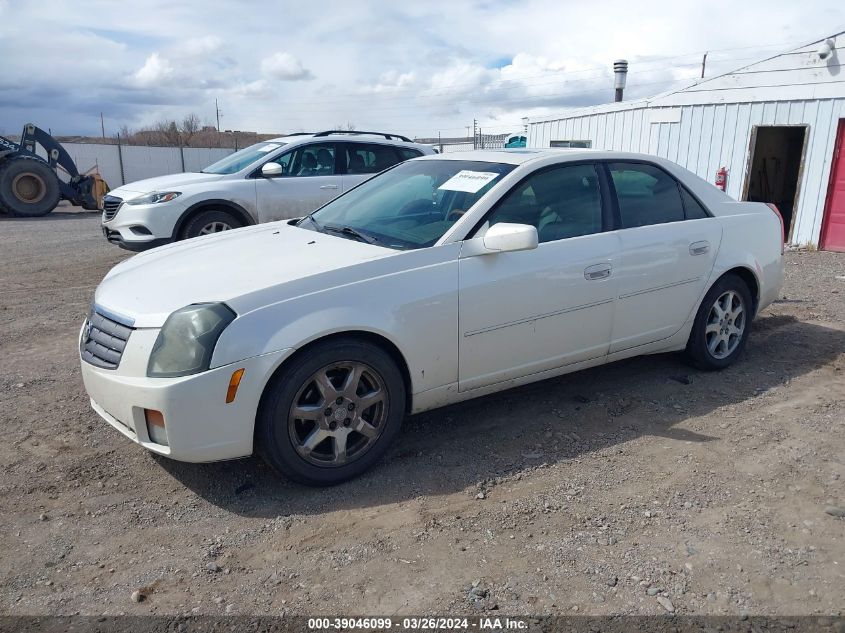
[528,97,845,246]
[59,143,234,187]
[526,34,845,246]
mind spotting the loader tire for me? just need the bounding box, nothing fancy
[0,157,61,217]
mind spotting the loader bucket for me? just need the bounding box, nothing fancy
[72,173,109,211]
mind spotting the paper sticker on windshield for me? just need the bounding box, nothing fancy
[258,143,281,153]
[438,170,499,193]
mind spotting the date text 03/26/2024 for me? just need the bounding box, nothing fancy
[307,617,528,630]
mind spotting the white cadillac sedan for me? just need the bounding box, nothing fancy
[80,149,784,485]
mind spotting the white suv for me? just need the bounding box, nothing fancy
[100,130,434,250]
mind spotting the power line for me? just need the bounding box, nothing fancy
[133,38,809,137]
[215,48,793,116]
[220,76,684,119]
[230,39,802,107]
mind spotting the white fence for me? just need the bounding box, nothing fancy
[58,143,235,188]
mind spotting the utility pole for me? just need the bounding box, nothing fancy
[100,113,105,139]
[472,119,478,149]
[215,99,221,132]
[701,52,708,79]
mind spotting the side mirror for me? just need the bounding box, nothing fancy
[261,162,283,177]
[481,222,538,253]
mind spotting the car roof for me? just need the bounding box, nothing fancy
[412,148,718,167]
[265,132,428,149]
[413,148,596,165]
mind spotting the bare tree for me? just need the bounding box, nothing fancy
[151,120,181,146]
[117,125,133,143]
[180,113,201,146]
[109,115,281,148]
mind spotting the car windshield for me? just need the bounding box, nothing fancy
[305,159,515,250]
[201,142,286,175]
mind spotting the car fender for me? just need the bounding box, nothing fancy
[211,245,462,396]
[707,210,782,315]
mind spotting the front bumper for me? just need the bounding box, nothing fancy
[101,200,185,250]
[81,340,293,463]
[102,226,171,251]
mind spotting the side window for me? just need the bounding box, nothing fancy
[266,150,294,175]
[290,143,335,177]
[346,143,403,174]
[608,163,684,228]
[398,148,423,160]
[680,187,710,219]
[481,163,603,243]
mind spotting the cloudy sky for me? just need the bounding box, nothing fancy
[1,0,843,140]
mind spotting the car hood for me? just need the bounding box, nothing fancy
[110,172,226,197]
[95,223,393,328]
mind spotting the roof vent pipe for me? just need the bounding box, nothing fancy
[613,59,628,102]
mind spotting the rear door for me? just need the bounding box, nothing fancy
[341,143,414,191]
[254,142,341,221]
[605,161,722,353]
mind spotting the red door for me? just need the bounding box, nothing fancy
[821,119,845,252]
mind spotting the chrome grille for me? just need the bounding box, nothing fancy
[102,195,123,221]
[81,309,134,370]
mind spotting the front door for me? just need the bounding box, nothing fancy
[605,161,722,353]
[255,142,341,222]
[458,162,619,391]
[821,120,845,252]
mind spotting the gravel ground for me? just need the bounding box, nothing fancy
[0,210,843,617]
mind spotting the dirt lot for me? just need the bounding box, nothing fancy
[0,210,843,618]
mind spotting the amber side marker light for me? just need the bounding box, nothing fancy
[144,409,168,446]
[226,368,245,403]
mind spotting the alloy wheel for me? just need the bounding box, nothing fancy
[198,221,232,234]
[705,290,745,359]
[288,361,388,467]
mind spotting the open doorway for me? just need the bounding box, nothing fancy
[744,125,807,241]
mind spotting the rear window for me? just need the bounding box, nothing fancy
[608,162,685,228]
[398,148,423,160]
[680,187,710,219]
[345,143,404,174]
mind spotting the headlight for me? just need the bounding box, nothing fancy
[125,192,181,205]
[147,303,236,377]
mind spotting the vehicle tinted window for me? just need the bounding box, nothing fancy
[482,163,602,243]
[680,187,710,219]
[290,143,335,177]
[609,163,684,228]
[346,143,402,174]
[398,148,423,160]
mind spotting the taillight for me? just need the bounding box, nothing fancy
[765,203,785,254]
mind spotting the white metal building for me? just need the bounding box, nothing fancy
[526,33,845,250]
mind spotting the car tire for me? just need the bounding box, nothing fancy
[0,157,61,217]
[256,338,406,486]
[180,209,242,240]
[685,273,753,370]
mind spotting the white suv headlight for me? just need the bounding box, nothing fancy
[125,192,181,205]
[147,303,236,377]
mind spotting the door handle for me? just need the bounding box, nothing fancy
[584,264,612,280]
[689,241,710,256]
[319,184,339,190]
